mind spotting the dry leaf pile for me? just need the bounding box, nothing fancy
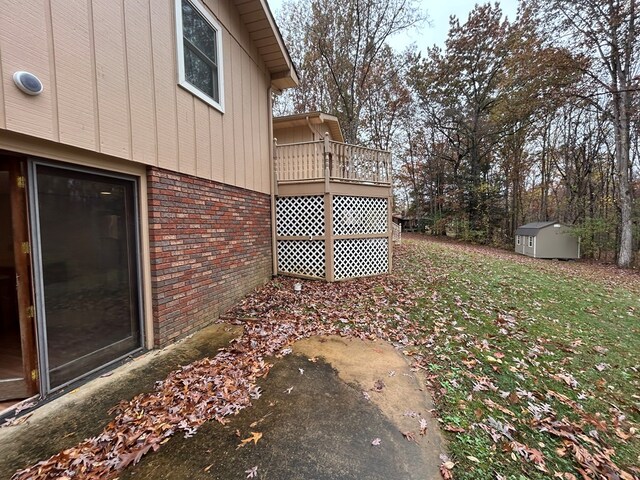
[11,275,418,480]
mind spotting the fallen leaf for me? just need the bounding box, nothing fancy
[371,438,381,446]
[402,431,417,442]
[419,418,428,435]
[245,466,258,478]
[238,432,262,447]
[373,379,385,392]
[443,425,465,433]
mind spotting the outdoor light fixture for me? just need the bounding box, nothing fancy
[13,71,44,96]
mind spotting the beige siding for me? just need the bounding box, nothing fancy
[0,0,54,140]
[0,0,272,194]
[92,0,131,159]
[274,125,315,144]
[124,0,157,165]
[222,36,235,185]
[150,0,180,170]
[50,0,97,150]
[232,41,245,186]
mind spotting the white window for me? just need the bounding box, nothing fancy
[528,236,533,247]
[516,235,521,245]
[176,0,224,112]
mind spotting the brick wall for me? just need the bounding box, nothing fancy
[147,167,272,347]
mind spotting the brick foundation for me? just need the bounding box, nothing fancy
[147,167,272,347]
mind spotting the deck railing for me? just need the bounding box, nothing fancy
[274,134,391,185]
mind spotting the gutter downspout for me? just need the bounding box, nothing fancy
[269,87,278,277]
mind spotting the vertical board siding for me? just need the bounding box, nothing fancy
[222,36,236,185]
[124,0,157,165]
[91,0,131,159]
[0,0,272,194]
[195,100,212,179]
[150,0,179,170]
[258,74,268,192]
[209,108,224,182]
[50,0,96,150]
[231,41,245,186]
[176,90,197,175]
[242,53,254,191]
[251,67,261,191]
[0,0,54,140]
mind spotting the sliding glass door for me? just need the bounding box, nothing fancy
[32,163,142,391]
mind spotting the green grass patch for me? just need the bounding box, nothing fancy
[395,239,639,479]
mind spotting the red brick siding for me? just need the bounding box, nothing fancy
[147,167,272,347]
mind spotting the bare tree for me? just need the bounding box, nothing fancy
[276,0,426,144]
[532,0,639,267]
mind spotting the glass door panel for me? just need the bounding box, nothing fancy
[34,164,141,390]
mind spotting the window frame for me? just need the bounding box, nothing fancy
[528,236,533,248]
[175,0,225,112]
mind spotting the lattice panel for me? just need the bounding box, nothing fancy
[276,196,325,237]
[334,238,388,280]
[333,196,388,236]
[277,240,325,278]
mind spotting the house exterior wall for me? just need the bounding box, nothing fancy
[273,122,336,145]
[274,125,314,144]
[148,166,272,347]
[0,0,272,194]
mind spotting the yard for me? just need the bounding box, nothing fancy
[7,236,639,479]
[394,236,639,479]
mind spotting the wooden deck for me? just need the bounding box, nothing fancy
[274,135,391,188]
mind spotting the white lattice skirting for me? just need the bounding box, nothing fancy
[276,194,390,280]
[334,238,389,280]
[277,240,326,278]
[276,196,324,237]
[333,196,387,235]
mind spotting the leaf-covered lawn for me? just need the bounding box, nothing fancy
[9,236,639,479]
[396,237,639,479]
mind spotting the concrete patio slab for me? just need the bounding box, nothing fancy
[1,329,446,480]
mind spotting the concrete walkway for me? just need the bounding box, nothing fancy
[0,325,446,480]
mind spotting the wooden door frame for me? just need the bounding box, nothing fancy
[5,156,38,396]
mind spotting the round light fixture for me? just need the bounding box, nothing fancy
[13,71,43,96]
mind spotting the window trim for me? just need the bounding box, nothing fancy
[528,236,533,248]
[175,0,225,112]
[516,235,521,246]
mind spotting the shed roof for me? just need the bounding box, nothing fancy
[515,221,557,236]
[273,112,344,143]
[233,0,298,89]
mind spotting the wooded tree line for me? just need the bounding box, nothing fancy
[274,0,639,267]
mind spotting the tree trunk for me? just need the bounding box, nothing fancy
[615,89,633,267]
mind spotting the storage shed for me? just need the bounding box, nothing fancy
[515,222,580,259]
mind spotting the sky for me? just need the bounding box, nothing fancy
[266,0,520,52]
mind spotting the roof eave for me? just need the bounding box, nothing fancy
[234,0,299,90]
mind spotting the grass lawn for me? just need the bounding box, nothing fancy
[395,236,639,479]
